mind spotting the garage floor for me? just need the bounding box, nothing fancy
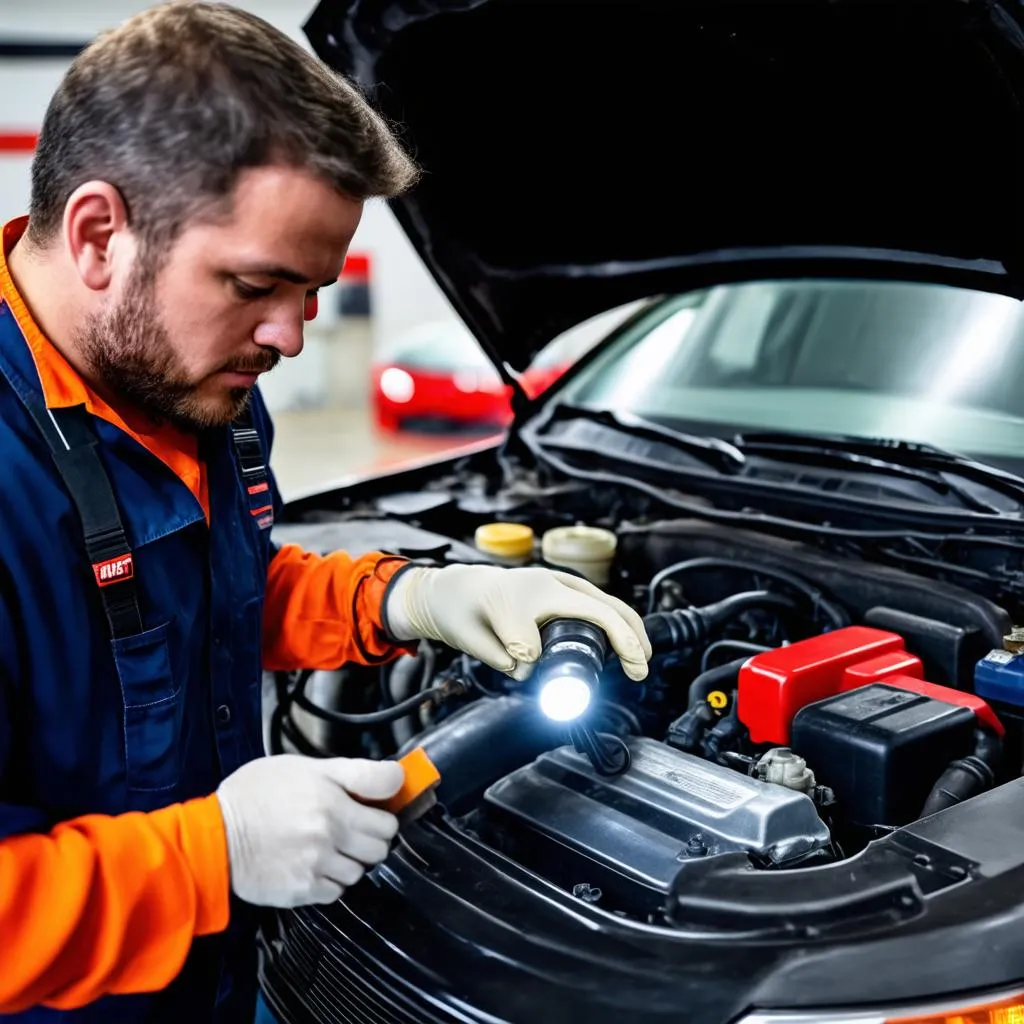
[269,406,501,501]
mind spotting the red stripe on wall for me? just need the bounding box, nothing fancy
[0,133,38,154]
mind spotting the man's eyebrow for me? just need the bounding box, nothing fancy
[237,265,338,289]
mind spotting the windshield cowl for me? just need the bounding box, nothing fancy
[545,279,1024,488]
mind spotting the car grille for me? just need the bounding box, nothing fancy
[266,909,455,1024]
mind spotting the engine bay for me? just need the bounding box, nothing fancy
[270,466,1024,928]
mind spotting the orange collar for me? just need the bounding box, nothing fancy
[0,217,209,521]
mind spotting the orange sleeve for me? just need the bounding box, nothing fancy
[0,794,230,1014]
[262,545,418,672]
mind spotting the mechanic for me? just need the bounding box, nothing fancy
[0,3,652,1023]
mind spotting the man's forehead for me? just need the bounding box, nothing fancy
[194,164,362,275]
[188,217,352,283]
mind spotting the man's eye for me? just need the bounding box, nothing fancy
[233,280,274,300]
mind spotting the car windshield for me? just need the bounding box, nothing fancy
[555,279,1024,466]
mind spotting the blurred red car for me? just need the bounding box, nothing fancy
[371,320,570,432]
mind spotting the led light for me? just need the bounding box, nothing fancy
[531,619,608,722]
[538,675,593,722]
[379,367,415,403]
[739,987,1024,1024]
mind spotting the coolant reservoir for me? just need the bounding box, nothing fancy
[474,522,536,566]
[541,524,617,585]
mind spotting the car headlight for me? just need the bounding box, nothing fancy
[739,987,1024,1024]
[379,367,415,403]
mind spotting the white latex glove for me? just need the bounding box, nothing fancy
[216,754,403,908]
[385,564,652,682]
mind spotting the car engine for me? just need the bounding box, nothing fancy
[269,472,1023,928]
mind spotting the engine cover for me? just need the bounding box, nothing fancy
[481,738,831,915]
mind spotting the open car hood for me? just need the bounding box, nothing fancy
[304,0,1024,373]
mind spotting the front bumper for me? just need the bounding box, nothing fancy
[259,779,1024,1024]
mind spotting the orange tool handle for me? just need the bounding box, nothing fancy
[380,747,441,816]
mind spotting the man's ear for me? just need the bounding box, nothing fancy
[62,182,131,292]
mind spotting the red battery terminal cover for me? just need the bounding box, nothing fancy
[737,625,1003,745]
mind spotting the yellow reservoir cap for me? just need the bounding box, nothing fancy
[474,522,536,560]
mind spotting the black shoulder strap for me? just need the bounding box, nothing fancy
[24,402,144,640]
[229,403,265,483]
[230,403,274,529]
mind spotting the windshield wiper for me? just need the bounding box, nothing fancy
[539,404,746,472]
[734,431,1024,514]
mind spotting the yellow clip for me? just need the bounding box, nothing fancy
[708,690,729,711]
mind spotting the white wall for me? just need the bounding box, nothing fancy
[0,0,311,40]
[0,1,461,358]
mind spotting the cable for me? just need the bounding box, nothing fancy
[461,653,504,697]
[269,670,313,756]
[379,664,393,708]
[389,648,438,706]
[646,555,848,628]
[269,670,334,757]
[268,691,288,755]
[700,639,771,674]
[568,722,631,777]
[279,712,332,758]
[595,700,643,736]
[391,646,438,748]
[292,681,450,726]
[270,660,454,757]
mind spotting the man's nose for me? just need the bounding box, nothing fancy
[252,310,305,359]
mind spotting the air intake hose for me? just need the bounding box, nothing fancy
[644,590,797,656]
[920,728,1002,818]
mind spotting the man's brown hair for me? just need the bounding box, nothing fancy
[27,0,419,251]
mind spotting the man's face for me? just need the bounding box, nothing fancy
[78,165,362,432]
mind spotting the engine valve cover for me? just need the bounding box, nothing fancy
[482,738,830,913]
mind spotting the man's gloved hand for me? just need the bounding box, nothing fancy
[216,754,404,908]
[385,564,652,682]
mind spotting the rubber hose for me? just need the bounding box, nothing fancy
[645,590,797,656]
[702,696,745,764]
[700,639,771,674]
[920,729,1002,817]
[646,555,849,628]
[389,651,432,748]
[687,656,752,709]
[974,727,1003,770]
[667,701,718,753]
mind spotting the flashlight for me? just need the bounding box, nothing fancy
[533,618,608,722]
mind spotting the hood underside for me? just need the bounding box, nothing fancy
[305,0,1024,372]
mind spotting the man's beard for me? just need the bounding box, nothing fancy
[76,267,277,433]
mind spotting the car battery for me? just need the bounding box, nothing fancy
[975,647,1024,708]
[790,683,976,827]
[737,626,914,745]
